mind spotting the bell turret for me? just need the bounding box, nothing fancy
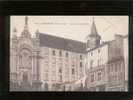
[86,17,101,50]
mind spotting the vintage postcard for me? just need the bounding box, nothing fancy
[10,16,128,91]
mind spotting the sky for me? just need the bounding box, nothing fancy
[10,16,128,42]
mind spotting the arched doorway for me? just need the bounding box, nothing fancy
[20,72,31,91]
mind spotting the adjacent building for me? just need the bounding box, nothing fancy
[85,18,108,91]
[106,35,125,91]
[123,35,128,91]
[85,18,128,91]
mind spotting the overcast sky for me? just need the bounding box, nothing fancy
[10,16,128,42]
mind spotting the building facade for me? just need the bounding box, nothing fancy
[85,18,108,91]
[106,35,125,91]
[85,18,128,91]
[10,17,43,91]
[38,33,86,91]
[10,16,86,91]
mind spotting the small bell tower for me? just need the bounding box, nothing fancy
[86,17,101,50]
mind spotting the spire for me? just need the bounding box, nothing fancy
[21,16,31,38]
[90,17,98,36]
[24,16,29,31]
[86,17,101,50]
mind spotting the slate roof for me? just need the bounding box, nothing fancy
[39,33,86,53]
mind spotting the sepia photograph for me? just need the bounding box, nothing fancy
[10,16,128,91]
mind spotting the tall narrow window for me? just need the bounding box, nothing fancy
[59,68,62,73]
[52,50,55,56]
[98,72,102,81]
[115,63,118,72]
[98,49,100,53]
[19,55,22,65]
[98,59,100,66]
[91,74,94,82]
[80,55,82,60]
[80,62,82,67]
[112,63,114,72]
[60,75,62,82]
[59,51,62,57]
[72,68,75,75]
[90,60,93,68]
[66,52,68,57]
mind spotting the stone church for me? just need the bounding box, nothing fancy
[10,16,86,91]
